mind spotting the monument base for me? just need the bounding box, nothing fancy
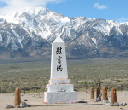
[44,92,77,103]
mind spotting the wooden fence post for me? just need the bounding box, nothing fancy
[111,87,117,105]
[90,87,94,99]
[14,88,21,106]
[102,87,108,100]
[96,87,100,98]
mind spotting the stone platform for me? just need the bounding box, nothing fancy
[44,92,77,103]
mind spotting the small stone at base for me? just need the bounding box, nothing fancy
[5,105,14,109]
[114,102,119,106]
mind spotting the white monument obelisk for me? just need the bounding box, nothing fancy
[44,37,77,104]
[51,36,68,79]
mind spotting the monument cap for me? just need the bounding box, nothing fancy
[53,36,64,42]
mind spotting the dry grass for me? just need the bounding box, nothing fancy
[0,58,128,93]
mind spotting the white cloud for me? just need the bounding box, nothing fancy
[94,3,106,10]
[117,18,128,23]
[0,0,65,14]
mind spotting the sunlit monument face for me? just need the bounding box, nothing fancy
[51,37,68,79]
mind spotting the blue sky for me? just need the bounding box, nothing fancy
[47,0,128,23]
[0,0,128,23]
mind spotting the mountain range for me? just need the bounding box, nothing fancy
[0,7,128,59]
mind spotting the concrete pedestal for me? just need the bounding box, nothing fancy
[44,92,77,103]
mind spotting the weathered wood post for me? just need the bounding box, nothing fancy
[99,79,101,94]
[96,87,100,98]
[121,84,123,92]
[96,79,102,94]
[111,87,117,105]
[23,88,25,94]
[85,85,88,93]
[90,87,94,99]
[102,87,108,100]
[14,88,21,106]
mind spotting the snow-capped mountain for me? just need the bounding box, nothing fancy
[0,7,128,58]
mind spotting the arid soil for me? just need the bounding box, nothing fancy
[0,91,128,110]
